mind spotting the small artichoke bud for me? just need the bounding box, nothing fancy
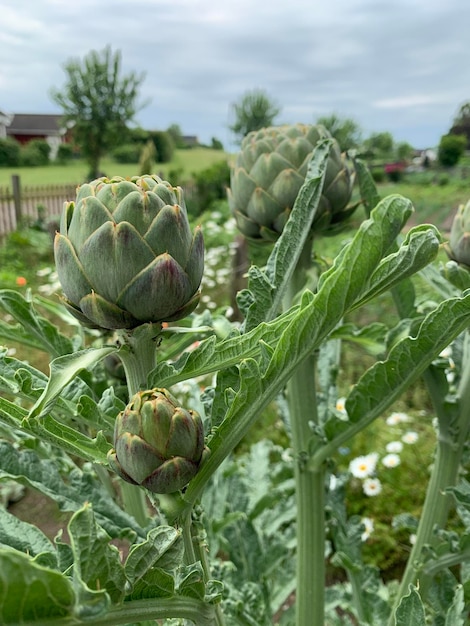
[54,175,204,330]
[447,200,470,268]
[228,123,356,242]
[107,388,205,494]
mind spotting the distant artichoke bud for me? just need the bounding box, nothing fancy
[54,175,204,330]
[447,200,470,268]
[107,388,205,494]
[228,123,355,241]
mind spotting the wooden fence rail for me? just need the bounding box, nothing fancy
[0,175,197,238]
[0,176,78,237]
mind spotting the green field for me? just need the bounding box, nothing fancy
[0,148,231,187]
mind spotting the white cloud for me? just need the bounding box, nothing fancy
[1,0,469,149]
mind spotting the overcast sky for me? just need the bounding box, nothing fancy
[2,0,469,151]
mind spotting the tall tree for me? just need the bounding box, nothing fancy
[315,113,362,151]
[362,131,395,159]
[51,46,146,178]
[450,102,470,149]
[229,89,281,143]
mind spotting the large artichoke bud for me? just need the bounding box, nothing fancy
[107,388,205,494]
[447,200,470,268]
[228,123,355,241]
[54,175,204,330]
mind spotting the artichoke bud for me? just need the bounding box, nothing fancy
[54,175,204,330]
[228,123,356,241]
[447,200,470,269]
[107,388,206,494]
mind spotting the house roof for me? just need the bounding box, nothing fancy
[7,113,64,136]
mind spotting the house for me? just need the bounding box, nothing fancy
[0,110,13,139]
[182,135,199,148]
[3,112,67,159]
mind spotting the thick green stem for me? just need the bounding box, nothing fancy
[388,331,470,624]
[287,353,325,626]
[283,239,325,626]
[41,597,217,626]
[113,324,163,527]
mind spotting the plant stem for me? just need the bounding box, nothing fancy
[388,331,470,623]
[113,324,163,526]
[287,352,325,626]
[283,239,325,626]
[40,597,218,626]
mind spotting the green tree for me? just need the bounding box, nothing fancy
[315,113,362,151]
[166,124,185,148]
[149,130,175,163]
[362,131,395,159]
[395,141,414,161]
[51,45,147,178]
[450,102,470,149]
[229,88,281,143]
[438,133,467,167]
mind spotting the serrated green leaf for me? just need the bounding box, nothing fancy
[345,293,470,426]
[149,307,298,389]
[0,440,144,539]
[0,396,110,463]
[394,585,426,626]
[0,548,76,624]
[125,567,175,600]
[442,261,470,293]
[445,585,465,626]
[29,346,118,418]
[0,507,57,566]
[176,562,206,600]
[316,292,470,453]
[68,504,127,603]
[351,225,441,310]
[125,526,183,586]
[0,289,75,357]
[352,156,381,217]
[0,320,46,351]
[328,322,388,355]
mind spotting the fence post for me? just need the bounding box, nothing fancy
[11,175,22,228]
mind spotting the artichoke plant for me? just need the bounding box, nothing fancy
[228,123,355,241]
[107,388,205,494]
[447,200,470,268]
[54,175,204,330]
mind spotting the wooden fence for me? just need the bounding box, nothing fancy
[0,176,198,238]
[0,176,78,237]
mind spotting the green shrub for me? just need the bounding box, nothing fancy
[211,137,224,150]
[149,131,175,163]
[371,168,385,183]
[438,134,467,167]
[112,143,141,164]
[138,140,157,176]
[189,159,230,216]
[0,137,21,167]
[20,140,50,167]
[56,143,74,163]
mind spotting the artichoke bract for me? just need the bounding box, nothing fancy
[107,388,205,494]
[447,200,470,268]
[228,123,355,241]
[54,175,204,330]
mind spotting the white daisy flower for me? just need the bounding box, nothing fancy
[349,453,378,479]
[360,517,374,541]
[336,397,347,413]
[363,477,382,497]
[386,412,410,426]
[382,453,401,468]
[386,441,403,454]
[402,431,419,444]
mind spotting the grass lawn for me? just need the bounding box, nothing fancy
[0,148,231,187]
